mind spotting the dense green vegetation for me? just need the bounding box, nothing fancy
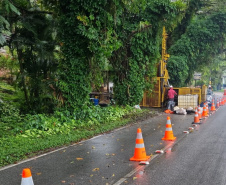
[168,0,226,87]
[57,0,181,107]
[168,12,226,86]
[0,84,151,166]
[1,0,225,108]
[0,0,225,167]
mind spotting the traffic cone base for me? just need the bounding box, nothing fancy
[130,128,150,161]
[162,136,176,141]
[162,117,176,141]
[192,122,201,124]
[130,151,150,161]
[164,109,174,114]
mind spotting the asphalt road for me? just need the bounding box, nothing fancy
[124,106,226,185]
[0,93,225,185]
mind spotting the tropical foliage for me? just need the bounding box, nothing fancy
[1,0,225,110]
[57,0,187,107]
[0,0,226,167]
[168,11,226,86]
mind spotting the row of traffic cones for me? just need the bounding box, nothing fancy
[214,97,226,107]
[193,97,225,125]
[215,97,226,107]
[130,116,176,161]
[193,102,211,124]
[219,97,226,106]
[21,97,225,183]
[21,117,176,183]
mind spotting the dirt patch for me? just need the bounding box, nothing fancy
[0,69,10,77]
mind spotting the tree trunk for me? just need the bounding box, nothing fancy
[17,48,29,106]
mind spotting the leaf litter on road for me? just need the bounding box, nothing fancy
[92,168,99,172]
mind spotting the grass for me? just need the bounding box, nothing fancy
[215,89,224,92]
[0,108,153,167]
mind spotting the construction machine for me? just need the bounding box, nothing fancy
[140,27,207,109]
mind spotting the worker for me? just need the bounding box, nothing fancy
[208,85,213,91]
[167,85,177,111]
[109,87,115,105]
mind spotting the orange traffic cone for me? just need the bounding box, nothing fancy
[220,98,223,106]
[164,109,174,114]
[130,128,150,161]
[198,105,202,120]
[193,109,200,124]
[216,99,219,108]
[162,116,176,141]
[202,104,208,117]
[21,168,34,185]
[206,103,209,115]
[210,99,216,111]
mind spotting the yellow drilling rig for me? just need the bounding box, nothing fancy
[140,27,207,109]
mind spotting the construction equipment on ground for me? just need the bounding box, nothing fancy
[140,27,208,109]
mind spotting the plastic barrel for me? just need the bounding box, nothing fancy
[94,98,99,106]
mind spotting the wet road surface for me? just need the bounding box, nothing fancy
[124,102,226,185]
[0,93,225,185]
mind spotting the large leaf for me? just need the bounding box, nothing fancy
[0,16,10,28]
[9,2,21,15]
[0,34,6,46]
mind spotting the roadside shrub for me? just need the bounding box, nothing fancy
[0,104,147,167]
[0,102,22,123]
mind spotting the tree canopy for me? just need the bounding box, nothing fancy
[0,0,225,112]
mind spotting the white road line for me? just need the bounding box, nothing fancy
[0,134,104,171]
[0,146,69,171]
[113,154,158,185]
[113,178,127,185]
[0,114,163,171]
[113,133,190,185]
